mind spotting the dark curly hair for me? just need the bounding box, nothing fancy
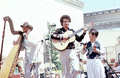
[89,28,99,37]
[60,15,71,26]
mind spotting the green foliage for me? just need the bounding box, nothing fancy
[45,21,62,70]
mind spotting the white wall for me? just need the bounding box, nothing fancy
[0,0,84,58]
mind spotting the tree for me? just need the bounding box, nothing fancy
[45,21,62,70]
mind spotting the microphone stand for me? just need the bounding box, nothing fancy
[77,51,84,75]
[48,27,53,78]
[30,40,44,72]
[104,59,119,78]
[47,24,56,78]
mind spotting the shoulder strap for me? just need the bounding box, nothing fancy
[86,41,92,56]
[87,41,92,49]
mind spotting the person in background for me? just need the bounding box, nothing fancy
[112,62,120,77]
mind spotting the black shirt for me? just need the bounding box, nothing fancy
[51,27,86,49]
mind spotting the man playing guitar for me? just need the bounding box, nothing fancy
[51,15,87,78]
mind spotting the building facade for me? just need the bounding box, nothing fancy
[83,8,120,62]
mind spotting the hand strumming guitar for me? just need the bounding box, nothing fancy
[93,45,100,55]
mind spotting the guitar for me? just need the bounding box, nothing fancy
[52,22,94,51]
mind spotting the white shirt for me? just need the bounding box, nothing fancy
[21,32,42,64]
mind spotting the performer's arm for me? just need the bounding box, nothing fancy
[51,28,63,40]
[13,36,25,51]
[26,34,37,46]
[81,44,87,55]
[13,36,21,45]
[75,28,87,42]
[98,43,106,55]
[23,30,37,46]
[75,33,86,42]
[93,43,105,55]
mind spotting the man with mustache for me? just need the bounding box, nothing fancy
[51,15,87,78]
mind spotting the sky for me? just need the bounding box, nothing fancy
[80,0,120,13]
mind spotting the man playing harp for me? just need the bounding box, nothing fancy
[13,22,41,78]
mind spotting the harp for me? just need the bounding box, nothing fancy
[0,16,24,78]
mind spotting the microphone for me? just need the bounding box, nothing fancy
[45,38,49,41]
[40,38,49,42]
[50,24,56,27]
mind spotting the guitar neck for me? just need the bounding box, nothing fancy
[69,28,84,38]
[68,22,93,38]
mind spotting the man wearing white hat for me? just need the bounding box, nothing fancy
[13,22,42,78]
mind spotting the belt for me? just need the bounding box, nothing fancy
[66,47,75,49]
[87,57,100,59]
[87,57,95,59]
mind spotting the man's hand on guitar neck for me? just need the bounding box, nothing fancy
[83,22,94,34]
[83,26,87,34]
